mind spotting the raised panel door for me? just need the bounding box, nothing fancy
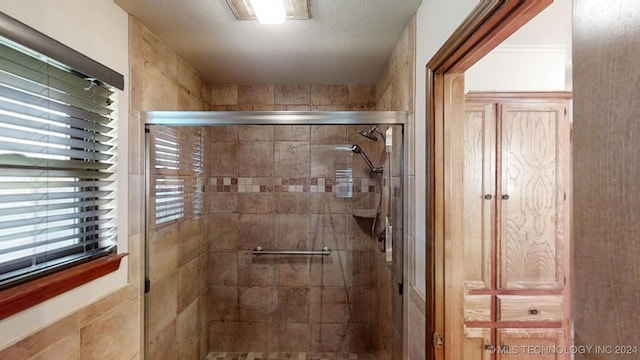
[497,328,566,360]
[498,103,568,290]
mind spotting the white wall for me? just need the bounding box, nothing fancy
[465,0,572,92]
[413,0,481,296]
[0,0,129,349]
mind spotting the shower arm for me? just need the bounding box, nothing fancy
[358,152,384,174]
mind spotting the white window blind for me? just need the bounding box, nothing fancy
[0,37,117,289]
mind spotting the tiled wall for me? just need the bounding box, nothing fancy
[129,16,212,360]
[205,122,392,353]
[375,16,422,360]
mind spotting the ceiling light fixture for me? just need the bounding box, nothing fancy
[227,0,311,24]
[250,0,286,24]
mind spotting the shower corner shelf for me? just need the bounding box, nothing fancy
[352,208,378,219]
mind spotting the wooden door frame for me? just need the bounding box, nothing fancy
[424,1,554,359]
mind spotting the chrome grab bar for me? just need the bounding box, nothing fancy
[252,245,331,256]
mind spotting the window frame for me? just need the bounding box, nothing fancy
[0,11,125,320]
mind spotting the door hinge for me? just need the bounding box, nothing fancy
[144,277,151,294]
[433,332,444,348]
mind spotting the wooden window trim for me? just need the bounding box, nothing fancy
[424,1,553,359]
[0,253,127,320]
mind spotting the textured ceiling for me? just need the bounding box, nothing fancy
[114,0,422,85]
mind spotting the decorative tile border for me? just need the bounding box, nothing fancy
[208,177,377,194]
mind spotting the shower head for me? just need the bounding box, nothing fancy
[358,127,379,141]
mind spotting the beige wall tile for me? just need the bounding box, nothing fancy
[209,286,238,322]
[275,84,311,105]
[80,298,139,360]
[310,125,347,142]
[347,85,376,106]
[274,287,309,323]
[274,141,310,177]
[238,250,274,286]
[311,323,348,353]
[30,334,80,360]
[148,321,177,360]
[285,105,312,111]
[128,173,143,237]
[237,193,273,214]
[206,192,238,214]
[178,58,203,98]
[211,84,238,106]
[206,214,239,250]
[277,258,310,287]
[310,85,348,105]
[275,214,309,250]
[309,193,351,215]
[238,214,276,250]
[274,192,310,214]
[274,125,310,141]
[238,85,274,105]
[178,87,204,110]
[238,125,274,141]
[274,322,311,351]
[310,105,348,111]
[348,323,373,352]
[238,287,269,322]
[236,322,267,352]
[148,225,179,282]
[178,218,204,266]
[237,142,274,177]
[209,321,237,351]
[208,126,238,142]
[211,105,238,111]
[310,250,352,287]
[0,312,79,359]
[208,251,238,286]
[79,285,137,328]
[147,272,178,340]
[209,141,238,177]
[177,299,199,356]
[178,257,202,312]
[142,26,177,81]
[141,63,179,110]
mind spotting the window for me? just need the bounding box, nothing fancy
[0,17,122,291]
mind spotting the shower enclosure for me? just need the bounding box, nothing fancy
[143,112,405,360]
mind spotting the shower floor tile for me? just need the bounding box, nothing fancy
[206,352,381,360]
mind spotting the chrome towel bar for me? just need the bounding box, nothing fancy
[252,246,331,256]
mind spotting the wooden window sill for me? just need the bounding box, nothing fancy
[0,253,127,320]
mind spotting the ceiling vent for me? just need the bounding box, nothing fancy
[227,0,311,23]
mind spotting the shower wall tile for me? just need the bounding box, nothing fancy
[206,192,238,214]
[209,141,238,177]
[277,259,310,287]
[276,323,312,351]
[211,105,238,111]
[348,85,376,108]
[310,105,348,111]
[309,214,348,234]
[178,58,203,98]
[348,323,373,353]
[238,142,274,177]
[238,85,275,105]
[209,321,237,351]
[310,85,348,106]
[208,126,238,141]
[237,322,268,352]
[237,250,273,286]
[209,251,238,286]
[310,125,348,143]
[238,287,269,322]
[275,84,311,105]
[178,87,204,110]
[311,323,348,353]
[148,272,178,340]
[142,27,178,81]
[310,250,352,287]
[142,63,179,110]
[177,299,200,357]
[206,214,239,250]
[211,84,238,106]
[283,105,312,111]
[274,192,310,213]
[275,125,311,141]
[238,125,274,141]
[237,193,273,214]
[238,104,276,111]
[179,218,204,266]
[275,214,310,250]
[274,141,311,177]
[178,257,202,312]
[309,193,352,215]
[238,214,276,250]
[310,287,350,323]
[148,321,177,360]
[80,297,139,360]
[209,286,238,322]
[148,225,179,282]
[274,287,310,323]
